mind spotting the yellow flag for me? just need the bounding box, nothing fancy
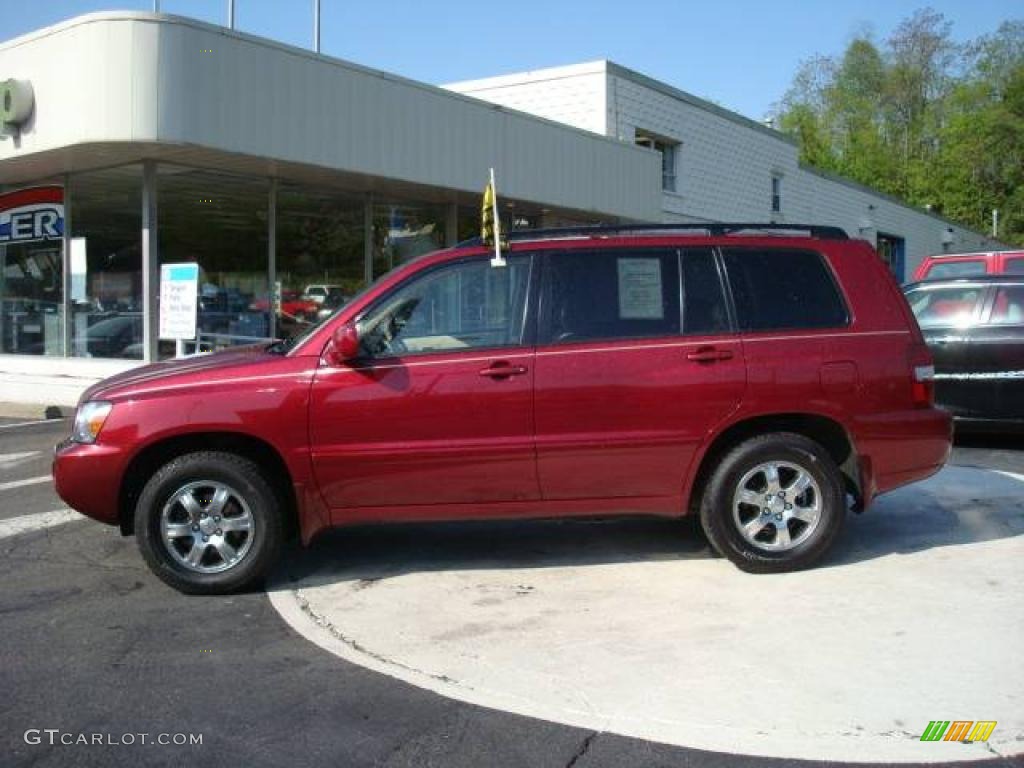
[481,180,496,246]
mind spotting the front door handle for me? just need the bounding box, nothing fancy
[686,347,734,363]
[479,362,529,379]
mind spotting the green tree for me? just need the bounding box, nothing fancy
[775,9,1024,245]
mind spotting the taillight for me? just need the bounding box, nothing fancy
[908,345,935,408]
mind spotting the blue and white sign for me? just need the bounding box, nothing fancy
[0,186,64,244]
[159,263,199,341]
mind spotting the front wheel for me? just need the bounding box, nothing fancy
[134,451,283,594]
[699,433,846,573]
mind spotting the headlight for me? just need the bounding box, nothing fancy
[72,401,113,444]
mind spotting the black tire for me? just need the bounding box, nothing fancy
[699,433,846,573]
[134,451,283,595]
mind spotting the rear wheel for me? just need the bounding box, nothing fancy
[134,451,283,594]
[699,433,845,573]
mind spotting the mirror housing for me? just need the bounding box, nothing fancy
[325,322,361,365]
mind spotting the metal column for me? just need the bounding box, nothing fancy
[313,0,321,52]
[61,173,72,357]
[446,203,458,247]
[268,178,277,340]
[142,162,159,363]
[363,195,374,286]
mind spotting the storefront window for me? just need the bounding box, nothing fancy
[69,166,143,359]
[0,182,64,356]
[372,201,447,278]
[276,185,365,337]
[157,166,269,356]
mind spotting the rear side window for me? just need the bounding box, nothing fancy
[905,286,984,328]
[682,248,730,335]
[722,248,848,332]
[1005,257,1024,275]
[924,260,987,279]
[541,249,680,344]
[989,286,1024,325]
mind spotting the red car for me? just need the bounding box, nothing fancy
[913,249,1024,281]
[54,224,951,594]
[249,290,318,321]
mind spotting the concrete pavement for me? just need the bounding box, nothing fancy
[1,417,1019,767]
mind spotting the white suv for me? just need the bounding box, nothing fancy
[303,284,340,305]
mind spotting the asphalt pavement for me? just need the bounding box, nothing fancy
[0,417,1020,768]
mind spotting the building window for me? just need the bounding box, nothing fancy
[771,174,782,213]
[156,166,270,357]
[0,179,65,356]
[69,165,143,359]
[636,132,678,193]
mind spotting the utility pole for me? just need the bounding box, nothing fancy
[227,0,235,29]
[313,0,321,52]
[992,209,999,239]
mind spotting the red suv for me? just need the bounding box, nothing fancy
[53,224,951,594]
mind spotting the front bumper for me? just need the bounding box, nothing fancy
[52,439,127,526]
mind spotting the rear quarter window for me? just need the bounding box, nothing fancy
[924,260,987,279]
[1005,257,1024,275]
[904,286,984,328]
[722,248,848,332]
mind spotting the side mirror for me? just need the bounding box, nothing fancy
[325,322,361,365]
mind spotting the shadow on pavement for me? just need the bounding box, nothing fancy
[273,466,1024,590]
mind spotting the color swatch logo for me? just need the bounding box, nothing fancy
[921,721,997,742]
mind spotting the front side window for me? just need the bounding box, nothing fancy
[905,286,984,328]
[541,249,680,344]
[358,256,531,358]
[723,248,848,332]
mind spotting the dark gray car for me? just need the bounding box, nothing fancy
[904,276,1024,427]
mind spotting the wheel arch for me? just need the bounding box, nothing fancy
[686,412,861,515]
[118,431,298,539]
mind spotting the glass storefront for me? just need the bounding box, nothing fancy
[0,162,598,362]
[0,181,64,356]
[157,166,269,356]
[69,166,143,359]
[371,201,448,279]
[276,184,366,337]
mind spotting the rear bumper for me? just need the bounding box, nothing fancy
[52,439,127,526]
[854,407,953,507]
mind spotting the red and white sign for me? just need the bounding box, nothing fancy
[0,186,64,244]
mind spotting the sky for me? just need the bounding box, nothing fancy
[1,0,1019,121]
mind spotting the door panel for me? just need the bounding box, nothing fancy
[904,284,986,417]
[533,247,745,501]
[310,352,538,509]
[309,255,539,511]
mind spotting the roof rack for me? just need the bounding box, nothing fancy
[457,222,849,248]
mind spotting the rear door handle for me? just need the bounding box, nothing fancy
[686,347,734,363]
[479,362,529,378]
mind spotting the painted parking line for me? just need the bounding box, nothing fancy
[0,508,82,539]
[0,418,68,430]
[0,475,51,492]
[0,451,41,467]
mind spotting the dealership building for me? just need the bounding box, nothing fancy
[0,11,1000,404]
